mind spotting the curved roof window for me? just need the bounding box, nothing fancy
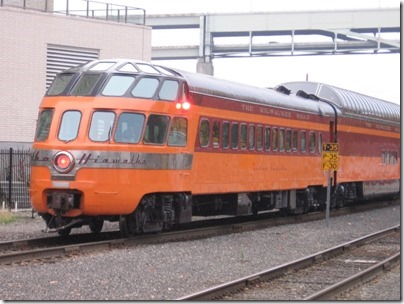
[132,77,160,98]
[118,63,139,73]
[159,80,179,101]
[89,62,115,71]
[136,63,160,74]
[102,75,136,96]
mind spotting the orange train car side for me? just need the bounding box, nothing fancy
[30,59,400,236]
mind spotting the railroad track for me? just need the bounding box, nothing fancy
[178,225,400,300]
[0,199,398,266]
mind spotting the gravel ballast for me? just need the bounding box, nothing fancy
[0,205,400,300]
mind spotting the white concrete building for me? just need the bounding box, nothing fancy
[0,2,151,147]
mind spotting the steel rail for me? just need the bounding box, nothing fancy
[0,200,399,265]
[304,252,400,300]
[177,225,400,300]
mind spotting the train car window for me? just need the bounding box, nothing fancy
[292,130,298,151]
[279,129,285,152]
[231,123,239,149]
[256,126,263,151]
[71,73,101,96]
[264,127,271,151]
[132,77,160,99]
[118,63,139,73]
[159,80,179,101]
[240,124,247,149]
[168,117,187,147]
[272,128,278,151]
[199,119,210,147]
[318,133,322,153]
[35,109,54,141]
[58,111,81,142]
[248,125,255,150]
[153,66,176,76]
[309,132,316,153]
[89,111,115,142]
[115,113,145,144]
[222,122,229,149]
[47,73,74,96]
[285,130,292,152]
[301,131,306,153]
[102,75,136,96]
[143,114,170,145]
[89,62,115,71]
[136,63,160,74]
[212,121,220,148]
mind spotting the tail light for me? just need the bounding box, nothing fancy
[53,151,75,173]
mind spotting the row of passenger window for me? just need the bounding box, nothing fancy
[381,150,399,165]
[48,72,182,101]
[35,109,188,147]
[198,118,323,153]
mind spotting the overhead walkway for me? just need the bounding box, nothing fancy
[146,8,400,65]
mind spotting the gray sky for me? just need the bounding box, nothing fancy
[58,0,401,104]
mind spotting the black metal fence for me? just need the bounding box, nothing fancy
[0,148,31,210]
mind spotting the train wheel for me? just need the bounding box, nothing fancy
[89,218,104,234]
[119,213,139,237]
[57,227,71,237]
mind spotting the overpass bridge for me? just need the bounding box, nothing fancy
[145,8,400,74]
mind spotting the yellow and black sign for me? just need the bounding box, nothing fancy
[322,142,339,171]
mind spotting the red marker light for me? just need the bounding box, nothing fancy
[53,151,74,173]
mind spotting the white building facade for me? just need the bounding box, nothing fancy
[0,4,151,147]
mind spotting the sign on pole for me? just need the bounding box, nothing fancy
[322,142,339,228]
[322,143,339,171]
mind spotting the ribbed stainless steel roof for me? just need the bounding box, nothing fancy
[280,81,400,123]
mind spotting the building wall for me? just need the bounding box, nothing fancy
[0,6,151,145]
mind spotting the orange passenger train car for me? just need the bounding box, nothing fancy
[29,59,400,236]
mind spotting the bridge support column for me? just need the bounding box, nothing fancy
[196,58,214,75]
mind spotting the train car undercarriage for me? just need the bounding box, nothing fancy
[40,179,400,237]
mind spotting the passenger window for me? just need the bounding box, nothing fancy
[212,121,220,148]
[240,124,247,149]
[199,119,210,147]
[231,123,239,149]
[115,113,145,144]
[301,131,306,153]
[292,130,298,151]
[47,73,74,96]
[132,78,159,98]
[143,114,170,144]
[102,75,136,96]
[168,117,187,147]
[279,129,285,152]
[248,125,255,150]
[264,127,271,151]
[159,80,179,101]
[35,109,54,141]
[71,73,101,96]
[256,126,263,151]
[272,128,278,151]
[89,111,115,142]
[285,130,292,152]
[309,132,316,153]
[222,122,229,149]
[58,111,81,141]
[318,133,322,153]
[89,62,115,71]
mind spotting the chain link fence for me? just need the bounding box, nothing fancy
[0,148,31,210]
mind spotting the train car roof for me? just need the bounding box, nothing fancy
[173,69,337,117]
[279,81,400,124]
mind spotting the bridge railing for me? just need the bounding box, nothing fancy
[0,0,146,25]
